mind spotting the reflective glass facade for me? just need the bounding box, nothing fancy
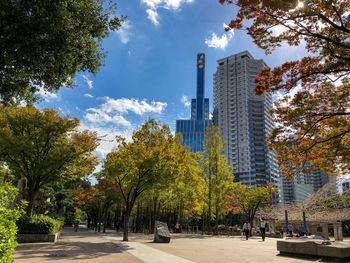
[176,53,211,152]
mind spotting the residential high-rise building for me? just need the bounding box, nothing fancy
[176,53,211,152]
[213,51,280,189]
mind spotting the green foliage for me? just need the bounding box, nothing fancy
[0,106,98,215]
[0,184,24,263]
[204,126,235,224]
[228,184,273,227]
[0,0,124,104]
[105,119,197,241]
[17,215,63,235]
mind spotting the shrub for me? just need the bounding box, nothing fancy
[0,184,24,263]
[17,215,62,235]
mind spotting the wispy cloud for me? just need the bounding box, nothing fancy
[205,24,234,50]
[181,95,190,107]
[85,109,132,127]
[79,122,133,160]
[116,20,132,44]
[82,75,94,89]
[36,86,59,102]
[84,93,94,98]
[146,9,160,25]
[141,0,193,26]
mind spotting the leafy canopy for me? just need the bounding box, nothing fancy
[0,106,98,214]
[0,0,123,104]
[227,183,273,223]
[220,0,350,176]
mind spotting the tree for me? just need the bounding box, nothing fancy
[0,0,124,104]
[0,106,98,215]
[227,184,273,232]
[203,126,234,232]
[220,0,350,176]
[154,139,206,232]
[104,119,183,241]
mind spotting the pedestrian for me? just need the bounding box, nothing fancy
[242,221,251,240]
[175,222,180,233]
[74,219,79,232]
[288,224,293,237]
[259,217,268,241]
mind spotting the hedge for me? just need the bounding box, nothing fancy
[0,184,23,263]
[17,214,63,235]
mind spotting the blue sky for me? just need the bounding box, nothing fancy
[37,0,306,160]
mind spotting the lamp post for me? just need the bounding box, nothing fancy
[284,210,289,237]
[302,211,308,235]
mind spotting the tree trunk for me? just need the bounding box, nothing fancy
[215,202,219,235]
[103,205,109,233]
[26,188,38,216]
[123,205,132,241]
[208,175,212,233]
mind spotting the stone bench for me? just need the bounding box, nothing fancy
[277,238,350,259]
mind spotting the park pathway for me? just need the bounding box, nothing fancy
[14,227,194,263]
[104,235,194,263]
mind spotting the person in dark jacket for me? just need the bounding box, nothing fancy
[259,218,268,241]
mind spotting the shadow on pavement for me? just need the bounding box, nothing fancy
[15,228,134,261]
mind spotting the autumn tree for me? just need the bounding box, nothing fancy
[105,119,189,241]
[204,126,234,232]
[0,0,124,104]
[220,0,350,176]
[228,184,273,232]
[0,106,98,215]
[155,140,206,231]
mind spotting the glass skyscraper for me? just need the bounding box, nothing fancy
[176,53,211,152]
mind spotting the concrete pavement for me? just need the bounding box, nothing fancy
[15,228,348,263]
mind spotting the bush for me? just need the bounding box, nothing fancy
[0,184,24,263]
[17,215,62,235]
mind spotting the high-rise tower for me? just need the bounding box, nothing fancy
[176,53,211,152]
[213,51,280,189]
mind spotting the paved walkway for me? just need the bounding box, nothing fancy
[15,228,349,263]
[104,236,194,263]
[14,228,143,263]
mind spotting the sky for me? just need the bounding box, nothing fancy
[37,0,307,162]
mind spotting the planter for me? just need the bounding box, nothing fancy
[17,231,60,243]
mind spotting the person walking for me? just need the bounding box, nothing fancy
[259,218,268,241]
[242,221,251,240]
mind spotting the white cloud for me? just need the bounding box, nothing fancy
[98,97,167,115]
[116,20,132,44]
[83,97,167,128]
[85,109,132,127]
[36,86,59,102]
[84,93,94,98]
[180,95,191,107]
[141,0,193,25]
[79,122,133,160]
[82,75,94,89]
[205,24,234,50]
[146,9,160,25]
